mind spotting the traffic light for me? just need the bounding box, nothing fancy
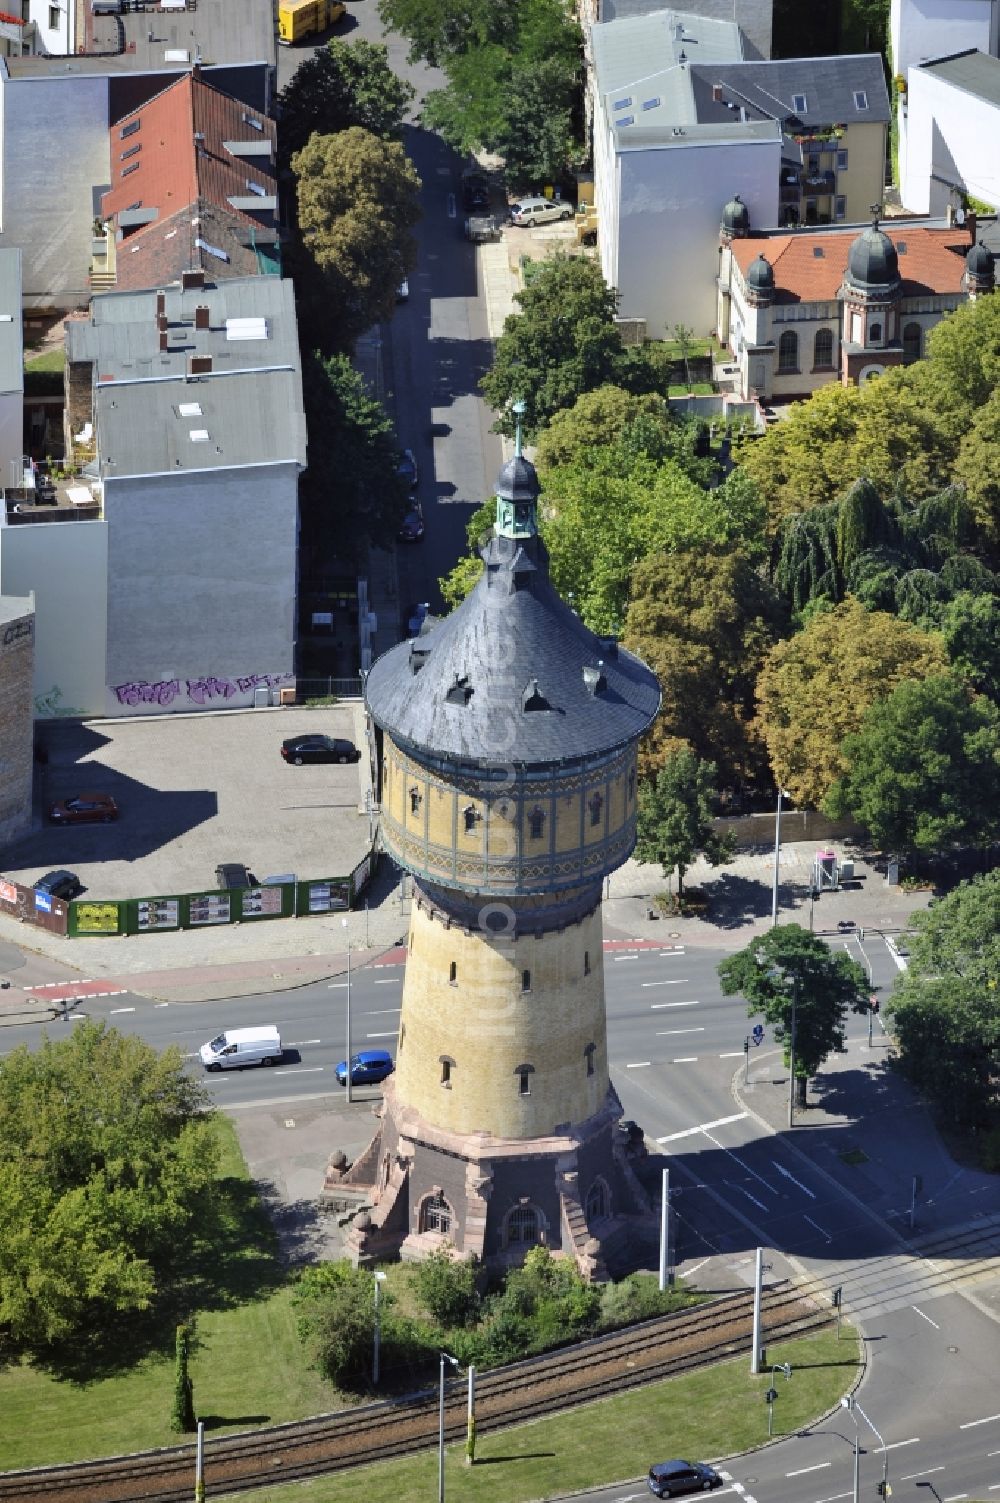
[877,1481,892,1497]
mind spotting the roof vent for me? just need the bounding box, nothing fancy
[194,304,210,330]
[181,268,205,290]
[187,354,212,376]
[583,662,608,697]
[713,83,723,102]
[522,679,550,713]
[409,642,431,675]
[445,674,473,706]
[813,246,824,258]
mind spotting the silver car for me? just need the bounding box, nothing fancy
[509,196,574,227]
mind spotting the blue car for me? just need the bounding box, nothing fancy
[335,1049,394,1086]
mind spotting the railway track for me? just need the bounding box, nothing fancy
[0,1286,827,1503]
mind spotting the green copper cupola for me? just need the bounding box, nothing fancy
[494,399,540,541]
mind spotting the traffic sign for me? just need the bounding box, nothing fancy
[765,1387,778,1403]
[752,1024,765,1046]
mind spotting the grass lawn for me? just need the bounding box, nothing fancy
[668,383,715,396]
[233,1325,859,1503]
[23,347,65,372]
[0,1119,336,1471]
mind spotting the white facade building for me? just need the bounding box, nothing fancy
[901,49,1000,213]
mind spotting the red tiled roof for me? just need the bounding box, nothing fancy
[731,226,970,303]
[101,71,276,282]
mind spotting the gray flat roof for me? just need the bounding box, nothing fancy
[919,48,1000,107]
[0,249,22,395]
[5,0,273,77]
[592,7,745,99]
[616,115,780,145]
[66,276,306,478]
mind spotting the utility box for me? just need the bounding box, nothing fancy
[840,858,855,882]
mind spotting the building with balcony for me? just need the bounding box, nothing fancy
[717,211,994,400]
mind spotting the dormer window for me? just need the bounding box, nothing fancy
[792,93,807,114]
[854,90,868,110]
[522,679,550,712]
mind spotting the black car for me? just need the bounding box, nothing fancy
[281,735,361,765]
[215,863,258,890]
[398,506,425,543]
[396,447,418,493]
[461,169,490,211]
[34,869,82,901]
[648,1461,723,1498]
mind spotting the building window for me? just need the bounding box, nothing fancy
[854,90,868,110]
[409,786,421,814]
[778,330,799,372]
[121,161,141,178]
[870,321,882,343]
[837,149,848,171]
[813,328,834,369]
[584,950,591,976]
[120,119,140,140]
[48,4,60,27]
[515,1064,534,1096]
[120,144,141,162]
[585,1042,597,1076]
[792,93,807,113]
[521,969,531,993]
[627,766,636,800]
[586,1179,609,1220]
[463,805,477,833]
[834,195,846,220]
[440,1055,454,1087]
[528,807,545,839]
[449,961,457,985]
[506,1204,541,1245]
[903,322,922,362]
[421,1192,453,1234]
[589,792,604,827]
[805,198,818,224]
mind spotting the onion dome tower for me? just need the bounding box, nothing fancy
[964,240,996,299]
[342,417,660,1277]
[745,253,775,306]
[720,193,751,242]
[841,212,902,374]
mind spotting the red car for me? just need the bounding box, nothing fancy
[48,792,119,825]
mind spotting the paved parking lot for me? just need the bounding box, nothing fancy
[1,705,372,901]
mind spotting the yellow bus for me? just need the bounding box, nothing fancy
[278,0,345,45]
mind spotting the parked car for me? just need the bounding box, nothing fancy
[33,869,83,900]
[215,863,258,890]
[464,214,501,243]
[398,505,425,542]
[48,792,119,825]
[281,734,361,765]
[406,602,431,637]
[334,1049,394,1086]
[461,169,490,211]
[397,447,418,491]
[509,196,574,227]
[647,1462,723,1498]
[396,278,410,302]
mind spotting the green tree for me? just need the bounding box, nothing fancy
[277,38,414,163]
[755,596,948,807]
[298,352,407,563]
[439,552,484,609]
[0,1021,217,1350]
[954,387,1000,548]
[940,590,1000,699]
[623,547,778,785]
[922,285,1000,414]
[718,925,870,1106]
[491,55,580,187]
[736,383,862,530]
[480,255,632,436]
[635,749,735,895]
[888,873,1000,1129]
[377,0,512,67]
[294,1261,386,1387]
[292,127,422,351]
[170,1323,197,1433]
[825,672,1000,857]
[413,1247,479,1327]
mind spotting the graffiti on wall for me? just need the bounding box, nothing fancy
[2,618,33,651]
[111,673,293,710]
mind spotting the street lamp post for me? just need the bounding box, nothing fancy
[787,972,798,1130]
[771,788,788,928]
[439,1351,460,1503]
[841,1397,861,1503]
[342,916,352,1104]
[842,1395,890,1502]
[372,1270,386,1385]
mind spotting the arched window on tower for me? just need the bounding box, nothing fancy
[463,805,477,833]
[409,786,422,814]
[778,330,798,373]
[589,792,604,827]
[421,1191,453,1235]
[514,1063,534,1096]
[869,320,882,343]
[813,328,834,369]
[506,1204,541,1246]
[903,322,922,363]
[585,1179,610,1221]
[528,807,545,839]
[449,961,457,985]
[584,1041,597,1076]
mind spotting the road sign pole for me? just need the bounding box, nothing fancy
[751,1247,763,1374]
[744,1036,750,1085]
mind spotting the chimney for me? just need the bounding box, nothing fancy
[194,303,210,330]
[157,312,168,334]
[188,354,212,376]
[159,330,168,352]
[713,83,723,102]
[181,268,205,291]
[155,290,166,318]
[967,209,977,245]
[673,20,683,38]
[946,204,955,227]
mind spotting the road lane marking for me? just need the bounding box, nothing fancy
[704,1132,775,1194]
[884,1440,920,1452]
[774,1161,818,1199]
[272,1067,325,1075]
[651,1000,700,1008]
[286,1039,321,1047]
[912,1306,940,1329]
[900,1468,946,1481]
[328,982,348,988]
[366,1031,397,1039]
[155,1002,169,1008]
[679,1257,710,1278]
[673,1056,699,1062]
[657,1112,747,1143]
[374,979,399,985]
[787,1463,830,1477]
[803,1214,832,1242]
[961,1414,1000,1429]
[109,1006,135,1014]
[943,1494,968,1500]
[613,955,639,961]
[366,1008,401,1015]
[626,1061,651,1069]
[642,979,688,987]
[812,1493,853,1503]
[732,1183,769,1211]
[719,1051,744,1058]
[656,1027,705,1036]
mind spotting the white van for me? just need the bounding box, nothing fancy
[200,1025,282,1072]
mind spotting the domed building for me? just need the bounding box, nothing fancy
[717,209,995,400]
[330,429,660,1277]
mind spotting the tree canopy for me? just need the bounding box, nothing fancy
[718,925,870,1104]
[888,873,1000,1129]
[635,749,734,895]
[277,38,414,163]
[292,127,422,351]
[0,1021,217,1350]
[754,596,948,807]
[825,672,1000,856]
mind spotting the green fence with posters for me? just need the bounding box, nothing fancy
[66,852,375,938]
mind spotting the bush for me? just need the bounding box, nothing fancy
[294,1262,382,1387]
[598,1274,693,1329]
[412,1247,480,1328]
